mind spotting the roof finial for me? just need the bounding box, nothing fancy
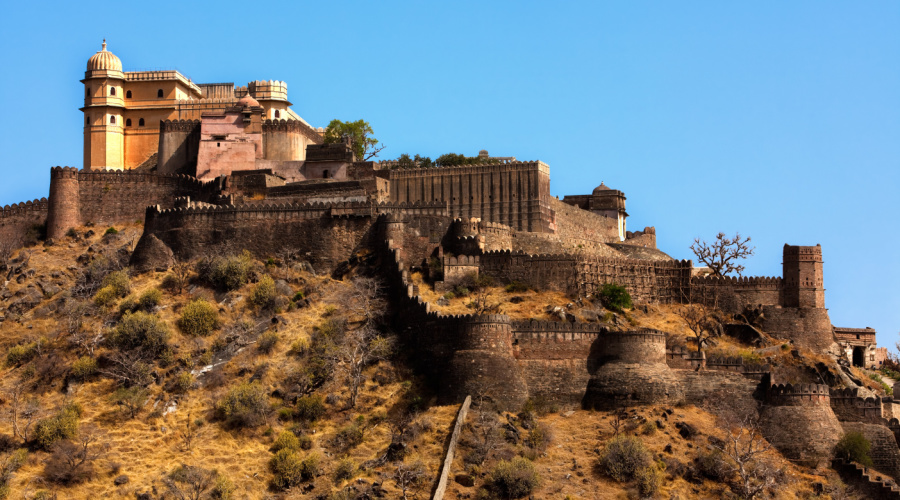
[102,39,107,51]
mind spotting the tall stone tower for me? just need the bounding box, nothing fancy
[783,244,825,308]
[81,40,124,170]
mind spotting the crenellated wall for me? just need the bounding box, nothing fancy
[388,161,555,233]
[759,383,843,466]
[689,275,783,312]
[0,197,49,246]
[46,166,217,239]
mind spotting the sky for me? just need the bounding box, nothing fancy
[1,2,897,348]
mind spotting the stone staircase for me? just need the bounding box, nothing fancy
[833,458,900,499]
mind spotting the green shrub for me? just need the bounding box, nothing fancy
[6,339,44,366]
[598,283,632,312]
[212,474,235,499]
[93,285,119,307]
[490,457,540,499]
[104,227,118,235]
[272,431,301,453]
[525,424,552,452]
[204,251,253,291]
[250,275,277,309]
[33,403,81,450]
[289,338,309,356]
[453,286,470,297]
[597,435,652,482]
[333,421,365,449]
[835,432,873,467]
[258,331,279,354]
[641,420,657,436]
[295,394,326,422]
[215,382,270,428]
[636,463,662,496]
[270,450,319,490]
[70,356,97,380]
[472,274,495,289]
[101,270,130,297]
[292,290,305,302]
[697,449,730,481]
[174,371,194,393]
[177,299,219,337]
[108,311,170,354]
[505,281,529,293]
[333,457,356,481]
[137,288,162,310]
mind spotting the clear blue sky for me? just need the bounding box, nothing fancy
[1,2,897,348]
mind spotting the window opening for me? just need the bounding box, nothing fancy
[139,118,145,126]
[157,89,164,98]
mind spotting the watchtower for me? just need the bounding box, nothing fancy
[783,244,824,308]
[81,40,125,170]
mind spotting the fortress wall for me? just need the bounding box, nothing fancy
[759,306,833,352]
[264,181,370,204]
[517,359,591,407]
[509,230,623,258]
[690,275,783,313]
[759,384,843,466]
[388,162,554,233]
[262,119,323,161]
[678,370,762,416]
[547,196,621,244]
[158,120,201,175]
[512,320,604,360]
[479,250,692,302]
[0,198,49,246]
[47,167,213,239]
[841,422,900,481]
[624,227,657,248]
[830,388,885,424]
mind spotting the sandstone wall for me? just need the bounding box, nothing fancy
[759,306,834,352]
[158,120,200,175]
[842,422,900,481]
[0,198,49,247]
[388,162,554,233]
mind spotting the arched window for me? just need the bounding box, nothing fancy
[139,118,145,126]
[126,90,132,98]
[110,116,116,124]
[157,89,164,98]
[274,110,280,119]
[126,118,132,127]
[110,87,116,96]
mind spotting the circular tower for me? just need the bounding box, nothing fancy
[582,329,684,410]
[446,314,528,410]
[82,40,125,170]
[758,383,842,467]
[46,167,81,239]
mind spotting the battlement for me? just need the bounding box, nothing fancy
[248,80,288,101]
[830,387,884,423]
[444,255,479,266]
[0,198,49,219]
[160,119,201,132]
[767,383,831,406]
[386,160,550,177]
[690,274,783,289]
[784,243,823,261]
[262,119,323,143]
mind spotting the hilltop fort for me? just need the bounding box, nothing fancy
[0,42,896,494]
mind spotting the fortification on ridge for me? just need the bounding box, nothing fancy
[2,46,896,486]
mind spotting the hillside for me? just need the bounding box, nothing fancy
[0,225,878,499]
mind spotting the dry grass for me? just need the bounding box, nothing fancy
[443,405,839,499]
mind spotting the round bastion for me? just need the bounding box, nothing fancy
[758,383,842,467]
[582,329,684,410]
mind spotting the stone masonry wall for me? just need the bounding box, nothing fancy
[0,198,49,247]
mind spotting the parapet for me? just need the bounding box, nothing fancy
[767,383,830,406]
[690,274,783,290]
[829,387,884,423]
[49,166,80,179]
[783,244,823,262]
[0,198,49,219]
[262,119,323,143]
[160,119,201,132]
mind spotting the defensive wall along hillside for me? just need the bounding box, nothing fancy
[0,198,49,246]
[46,166,218,240]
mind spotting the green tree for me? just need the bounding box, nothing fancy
[323,119,384,160]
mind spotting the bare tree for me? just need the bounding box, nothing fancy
[178,407,205,452]
[168,260,193,294]
[8,387,42,443]
[110,386,148,419]
[676,304,723,355]
[99,350,155,387]
[465,411,503,465]
[163,464,218,500]
[336,325,393,409]
[44,425,108,485]
[713,415,778,499]
[691,232,755,277]
[0,239,15,274]
[393,459,428,499]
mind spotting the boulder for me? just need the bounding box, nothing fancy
[130,234,175,273]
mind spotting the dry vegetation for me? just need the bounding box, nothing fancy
[0,226,866,498]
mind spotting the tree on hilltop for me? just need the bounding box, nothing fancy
[690,232,755,277]
[323,119,384,160]
[677,304,722,355]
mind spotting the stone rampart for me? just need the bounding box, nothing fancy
[842,422,900,481]
[624,226,656,248]
[388,161,554,233]
[831,387,885,424]
[0,197,49,247]
[479,250,692,303]
[158,119,201,175]
[760,383,843,466]
[689,275,783,313]
[46,166,215,239]
[759,306,834,353]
